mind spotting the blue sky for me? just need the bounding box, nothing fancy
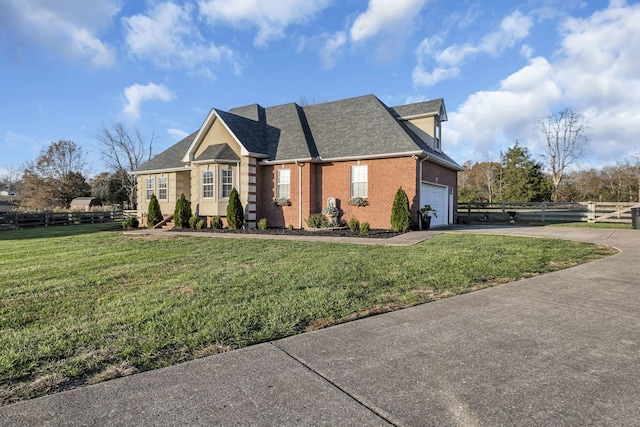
[1,0,639,178]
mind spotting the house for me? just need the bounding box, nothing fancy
[69,197,103,211]
[131,94,463,229]
[0,200,14,213]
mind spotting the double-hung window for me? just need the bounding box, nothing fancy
[350,165,368,198]
[158,177,167,200]
[277,169,290,200]
[202,170,214,198]
[434,118,441,151]
[145,178,154,200]
[221,168,233,199]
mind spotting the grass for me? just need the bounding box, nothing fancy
[548,222,632,229]
[0,224,616,404]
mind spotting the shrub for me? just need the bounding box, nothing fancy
[174,193,192,229]
[306,213,327,228]
[257,218,268,230]
[189,215,199,229]
[390,187,411,232]
[348,217,360,232]
[288,224,295,230]
[211,215,223,229]
[226,187,244,229]
[147,194,163,228]
[196,219,205,230]
[359,222,370,236]
[122,216,139,229]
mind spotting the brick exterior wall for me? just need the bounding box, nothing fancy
[257,156,421,229]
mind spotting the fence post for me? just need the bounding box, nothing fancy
[502,202,506,217]
[541,201,545,222]
[587,202,596,221]
[45,212,49,227]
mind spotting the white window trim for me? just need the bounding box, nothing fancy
[145,177,154,200]
[277,169,291,200]
[158,177,167,200]
[202,170,215,199]
[220,167,233,199]
[350,165,368,198]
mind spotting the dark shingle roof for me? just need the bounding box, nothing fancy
[134,95,460,172]
[389,98,445,120]
[194,144,240,162]
[133,132,196,173]
[301,95,421,160]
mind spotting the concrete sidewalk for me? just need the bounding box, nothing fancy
[2,226,639,426]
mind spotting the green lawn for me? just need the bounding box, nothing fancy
[0,224,616,404]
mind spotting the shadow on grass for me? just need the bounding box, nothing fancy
[0,222,123,241]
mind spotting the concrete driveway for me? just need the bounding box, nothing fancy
[2,226,639,426]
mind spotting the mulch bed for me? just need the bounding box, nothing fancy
[172,227,404,239]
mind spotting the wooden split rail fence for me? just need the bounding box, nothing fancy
[457,201,638,224]
[0,210,125,230]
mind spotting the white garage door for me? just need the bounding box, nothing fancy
[420,183,448,228]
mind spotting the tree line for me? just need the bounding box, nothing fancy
[1,123,153,210]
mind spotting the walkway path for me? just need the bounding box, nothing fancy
[2,226,639,426]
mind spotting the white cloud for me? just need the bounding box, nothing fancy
[445,2,640,167]
[0,0,119,67]
[167,128,190,140]
[319,31,347,70]
[123,2,236,76]
[123,83,176,120]
[413,11,533,87]
[349,0,428,43]
[198,0,330,47]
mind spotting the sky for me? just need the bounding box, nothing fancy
[1,0,639,179]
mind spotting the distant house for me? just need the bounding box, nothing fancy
[0,200,14,213]
[70,197,103,211]
[132,94,463,229]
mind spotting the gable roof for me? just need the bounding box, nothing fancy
[133,132,196,173]
[133,94,462,174]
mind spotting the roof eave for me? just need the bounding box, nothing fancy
[320,151,425,162]
[131,165,191,175]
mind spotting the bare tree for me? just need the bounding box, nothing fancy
[538,108,589,201]
[95,122,155,209]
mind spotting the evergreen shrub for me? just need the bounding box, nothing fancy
[174,193,192,229]
[390,187,411,232]
[147,194,163,228]
[226,187,244,229]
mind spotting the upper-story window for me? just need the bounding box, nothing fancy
[145,177,154,200]
[158,177,167,200]
[434,118,442,152]
[277,169,290,199]
[351,165,368,198]
[202,170,214,198]
[221,168,233,199]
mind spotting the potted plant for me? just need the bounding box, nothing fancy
[274,197,291,206]
[322,205,339,225]
[419,205,437,229]
[348,197,368,207]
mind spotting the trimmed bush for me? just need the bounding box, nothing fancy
[122,216,139,229]
[226,187,244,229]
[348,217,360,232]
[257,218,268,230]
[288,224,295,230]
[196,219,205,230]
[211,215,223,229]
[189,215,198,229]
[390,187,411,232]
[306,213,327,228]
[147,194,163,228]
[174,193,192,229]
[359,222,370,236]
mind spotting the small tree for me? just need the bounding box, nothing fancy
[174,193,192,229]
[226,187,244,229]
[147,194,163,228]
[390,187,411,232]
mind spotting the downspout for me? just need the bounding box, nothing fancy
[418,154,430,229]
[295,161,304,229]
